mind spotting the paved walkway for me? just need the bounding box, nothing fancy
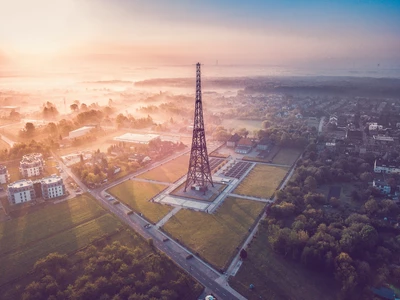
[155,206,181,228]
[228,193,272,203]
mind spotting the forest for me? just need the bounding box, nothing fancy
[266,143,400,299]
[21,241,202,300]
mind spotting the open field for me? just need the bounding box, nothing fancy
[0,194,104,257]
[0,194,123,286]
[234,164,288,198]
[0,139,10,151]
[221,119,261,131]
[137,154,189,183]
[272,148,302,166]
[317,182,362,211]
[230,224,337,300]
[108,180,171,223]
[163,197,265,269]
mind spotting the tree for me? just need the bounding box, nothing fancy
[364,198,378,216]
[25,122,35,135]
[334,252,358,293]
[360,172,373,183]
[70,104,79,112]
[240,249,248,260]
[304,176,317,192]
[236,128,249,138]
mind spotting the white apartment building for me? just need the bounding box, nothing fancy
[19,153,44,178]
[40,175,66,199]
[0,165,10,184]
[7,179,35,204]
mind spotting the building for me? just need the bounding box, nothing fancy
[371,287,396,300]
[257,138,271,151]
[68,126,96,139]
[19,153,44,177]
[40,175,66,199]
[226,133,241,148]
[374,159,400,174]
[373,179,392,195]
[114,133,160,144]
[7,179,36,204]
[372,135,395,144]
[0,165,10,184]
[235,138,253,154]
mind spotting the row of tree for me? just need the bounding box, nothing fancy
[22,241,202,300]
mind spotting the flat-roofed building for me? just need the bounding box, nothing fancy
[374,159,400,174]
[7,179,36,204]
[19,153,44,177]
[114,133,160,144]
[68,126,96,139]
[40,175,66,199]
[0,165,10,184]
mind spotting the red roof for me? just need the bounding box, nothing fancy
[237,138,252,147]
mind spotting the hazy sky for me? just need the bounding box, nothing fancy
[1,0,399,68]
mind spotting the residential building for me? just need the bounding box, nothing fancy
[372,179,391,194]
[257,138,271,151]
[235,138,253,154]
[226,133,241,148]
[374,159,400,174]
[19,153,44,177]
[0,165,10,184]
[7,179,36,204]
[40,175,66,199]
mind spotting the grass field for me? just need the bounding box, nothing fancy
[137,154,189,183]
[0,194,104,257]
[221,119,261,131]
[234,164,288,198]
[163,197,265,269]
[272,148,302,166]
[108,180,171,223]
[0,194,123,286]
[230,224,337,300]
[0,139,10,151]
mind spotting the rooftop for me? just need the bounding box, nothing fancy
[114,133,160,144]
[69,126,95,134]
[8,179,33,188]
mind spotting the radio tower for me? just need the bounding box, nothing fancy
[184,63,214,193]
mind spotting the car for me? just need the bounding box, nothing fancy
[185,254,193,260]
[162,238,169,242]
[144,224,151,229]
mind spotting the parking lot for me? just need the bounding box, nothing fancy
[223,161,252,179]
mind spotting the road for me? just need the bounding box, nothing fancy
[51,145,244,300]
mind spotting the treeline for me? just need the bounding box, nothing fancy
[22,242,202,300]
[0,140,51,161]
[116,114,154,129]
[266,144,400,299]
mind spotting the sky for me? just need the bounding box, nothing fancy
[0,0,399,68]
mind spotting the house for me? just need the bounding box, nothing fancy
[257,138,271,151]
[235,138,253,154]
[19,153,44,177]
[373,179,392,194]
[0,165,10,184]
[226,134,241,148]
[374,159,400,174]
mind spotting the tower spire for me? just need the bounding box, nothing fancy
[184,63,214,193]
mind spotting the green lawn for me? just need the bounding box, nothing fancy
[0,194,104,257]
[108,180,171,223]
[0,214,121,286]
[272,148,302,166]
[163,197,265,269]
[230,224,337,300]
[137,154,189,183]
[234,164,288,198]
